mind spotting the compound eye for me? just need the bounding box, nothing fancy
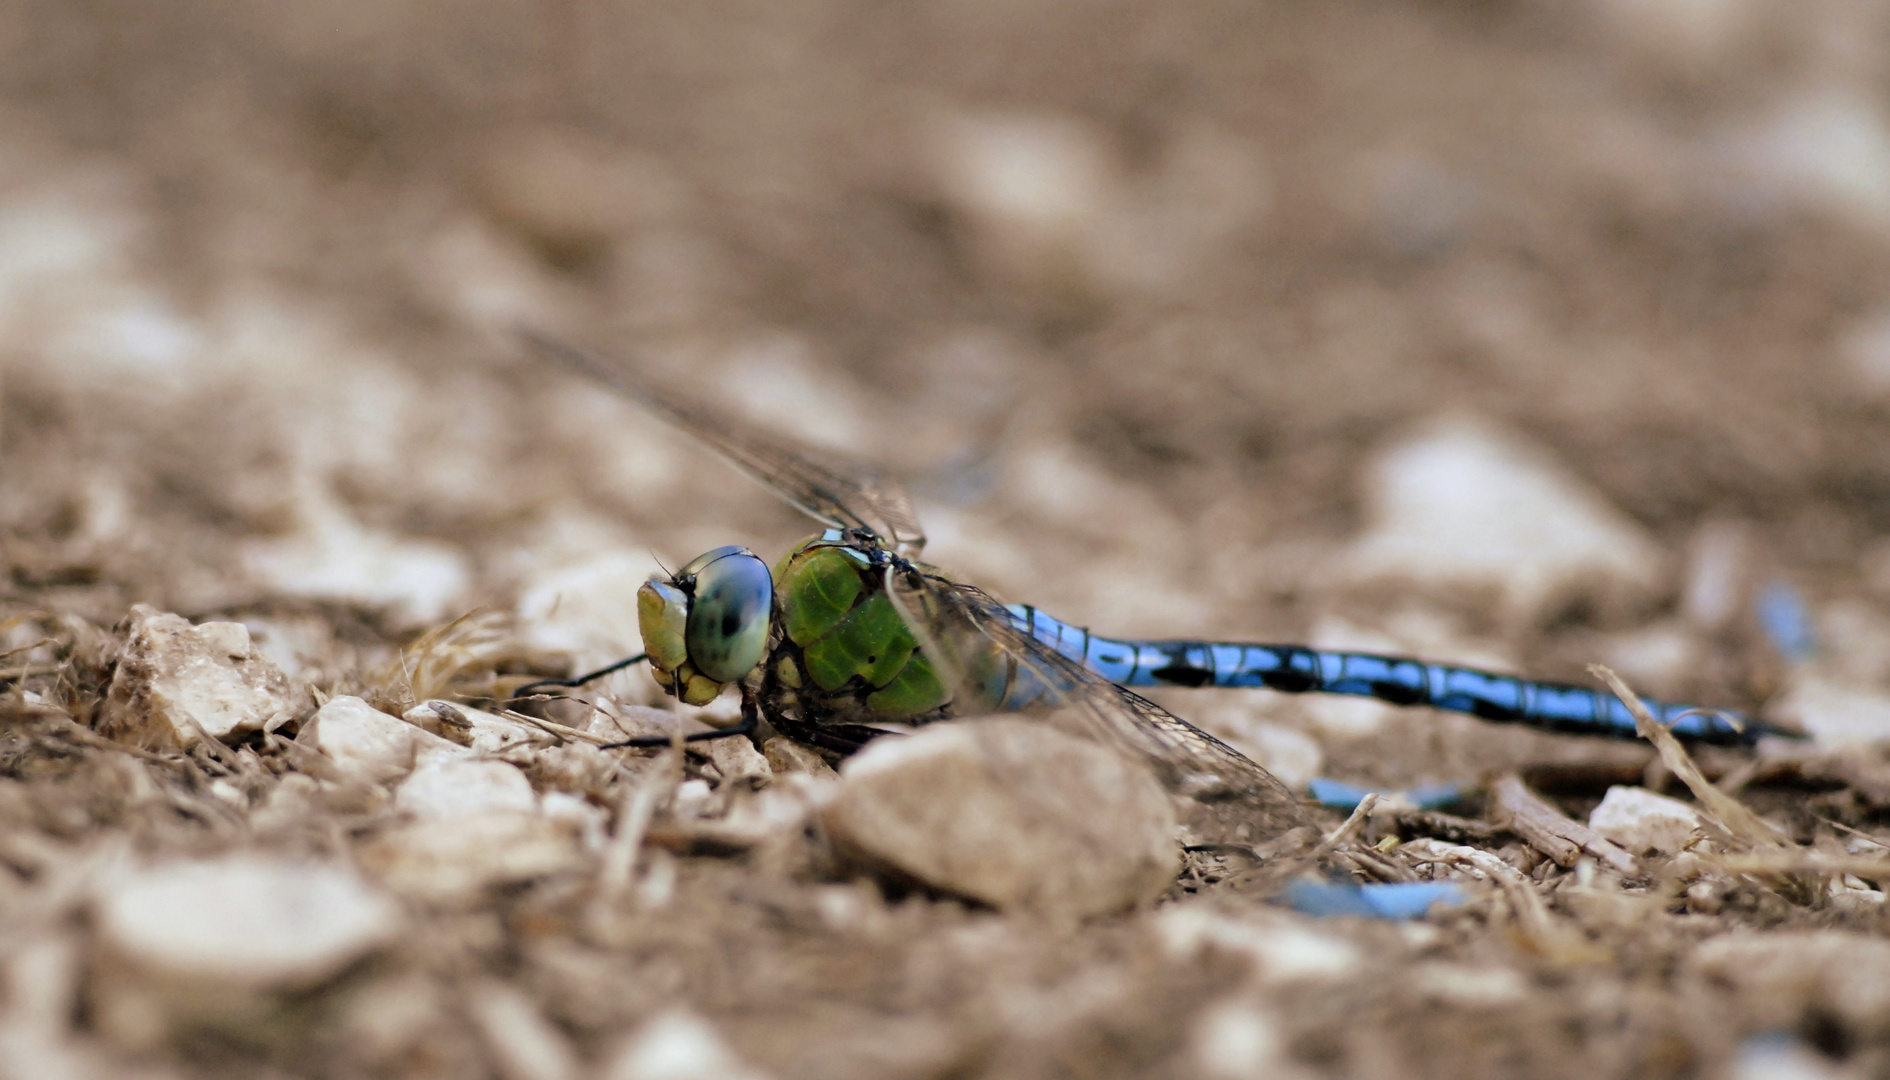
[684,548,774,683]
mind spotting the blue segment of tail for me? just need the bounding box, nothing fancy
[1005,605,1760,745]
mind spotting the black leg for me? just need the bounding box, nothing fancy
[510,653,649,701]
[597,689,760,749]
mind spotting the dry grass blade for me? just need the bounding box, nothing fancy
[1713,853,1890,877]
[379,609,521,710]
[1589,665,1788,850]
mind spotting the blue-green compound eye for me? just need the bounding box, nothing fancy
[683,547,774,683]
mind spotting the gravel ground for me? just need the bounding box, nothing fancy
[5,1,1890,1078]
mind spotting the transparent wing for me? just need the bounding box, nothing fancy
[521,329,927,554]
[887,567,1311,841]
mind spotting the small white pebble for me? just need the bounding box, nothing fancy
[96,856,401,989]
[602,1010,770,1080]
[1193,1001,1286,1080]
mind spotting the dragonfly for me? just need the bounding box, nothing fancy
[515,332,1767,831]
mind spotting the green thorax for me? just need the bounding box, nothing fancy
[769,535,950,718]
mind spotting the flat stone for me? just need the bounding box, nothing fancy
[704,736,771,787]
[1690,931,1890,1039]
[1337,416,1666,626]
[761,738,836,778]
[239,492,471,626]
[1587,785,1704,856]
[1154,907,1360,984]
[94,855,400,990]
[97,605,297,750]
[298,696,465,786]
[1769,677,1890,747]
[396,759,536,819]
[358,811,582,904]
[820,719,1178,919]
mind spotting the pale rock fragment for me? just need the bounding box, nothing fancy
[1154,907,1361,984]
[1194,1001,1294,1080]
[250,773,326,831]
[1690,931,1890,1038]
[1717,88,1890,234]
[1410,962,1526,1009]
[930,110,1114,297]
[540,792,610,853]
[517,552,667,676]
[671,779,713,818]
[359,811,583,903]
[1194,702,1323,791]
[762,737,836,778]
[97,605,297,750]
[396,759,536,820]
[704,735,770,787]
[1768,677,1890,747]
[298,696,465,786]
[820,720,1178,919]
[1587,785,1704,856]
[467,980,580,1080]
[240,486,472,625]
[602,1010,772,1080]
[1337,416,1666,626]
[94,856,400,990]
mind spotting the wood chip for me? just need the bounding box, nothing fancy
[1490,774,1639,876]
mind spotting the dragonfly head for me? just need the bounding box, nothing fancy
[637,545,774,705]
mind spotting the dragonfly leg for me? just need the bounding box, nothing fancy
[510,653,649,702]
[596,688,760,750]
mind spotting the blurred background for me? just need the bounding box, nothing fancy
[3,0,1890,768]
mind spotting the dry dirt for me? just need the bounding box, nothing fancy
[5,1,1890,1077]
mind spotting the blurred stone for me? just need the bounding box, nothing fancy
[602,1010,771,1080]
[1729,1034,1851,1080]
[1587,786,1703,856]
[820,720,1178,919]
[251,773,327,830]
[1599,620,1701,693]
[1690,932,1890,1039]
[298,695,465,786]
[476,129,687,269]
[516,552,666,677]
[1089,120,1272,294]
[359,811,582,904]
[1589,0,1761,73]
[396,759,536,819]
[704,735,770,788]
[94,856,400,990]
[672,778,713,818]
[98,605,297,751]
[1410,962,1526,1008]
[1681,519,1756,631]
[240,486,472,626]
[1837,308,1890,399]
[1338,415,1666,626]
[467,980,580,1080]
[762,737,837,778]
[335,975,456,1073]
[1193,1001,1295,1080]
[1768,676,1890,747]
[1193,704,1323,792]
[929,110,1114,302]
[1154,907,1361,984]
[1717,88,1890,233]
[1358,151,1476,257]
